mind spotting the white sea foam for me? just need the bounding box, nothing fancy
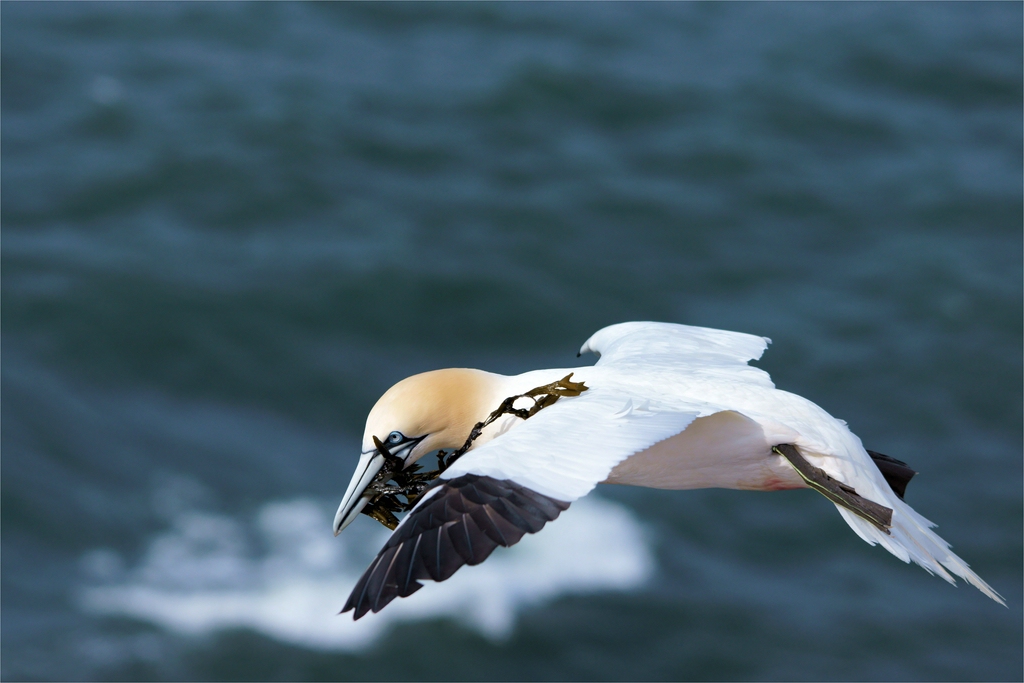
[78,494,653,651]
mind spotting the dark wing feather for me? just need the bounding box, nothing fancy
[867,450,917,500]
[341,474,570,619]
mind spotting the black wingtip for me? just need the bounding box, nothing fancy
[346,596,373,620]
[576,351,581,357]
[867,450,917,500]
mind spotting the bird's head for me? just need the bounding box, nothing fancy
[333,368,498,535]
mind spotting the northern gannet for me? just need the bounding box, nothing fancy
[334,322,1004,618]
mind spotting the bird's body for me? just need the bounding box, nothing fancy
[334,322,1003,617]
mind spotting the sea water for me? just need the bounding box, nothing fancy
[3,3,1021,680]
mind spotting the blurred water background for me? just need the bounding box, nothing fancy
[2,3,1021,681]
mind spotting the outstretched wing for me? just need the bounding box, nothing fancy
[342,474,569,618]
[580,321,772,376]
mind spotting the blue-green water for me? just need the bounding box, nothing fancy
[2,3,1021,680]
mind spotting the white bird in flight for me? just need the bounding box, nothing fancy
[334,322,1003,618]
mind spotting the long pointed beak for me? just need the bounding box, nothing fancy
[333,451,384,536]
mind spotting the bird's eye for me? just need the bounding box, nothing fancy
[388,431,404,444]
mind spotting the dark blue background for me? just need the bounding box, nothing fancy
[3,3,1021,680]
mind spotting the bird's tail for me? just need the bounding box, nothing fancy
[835,501,1005,606]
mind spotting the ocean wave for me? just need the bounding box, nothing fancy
[78,492,653,650]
